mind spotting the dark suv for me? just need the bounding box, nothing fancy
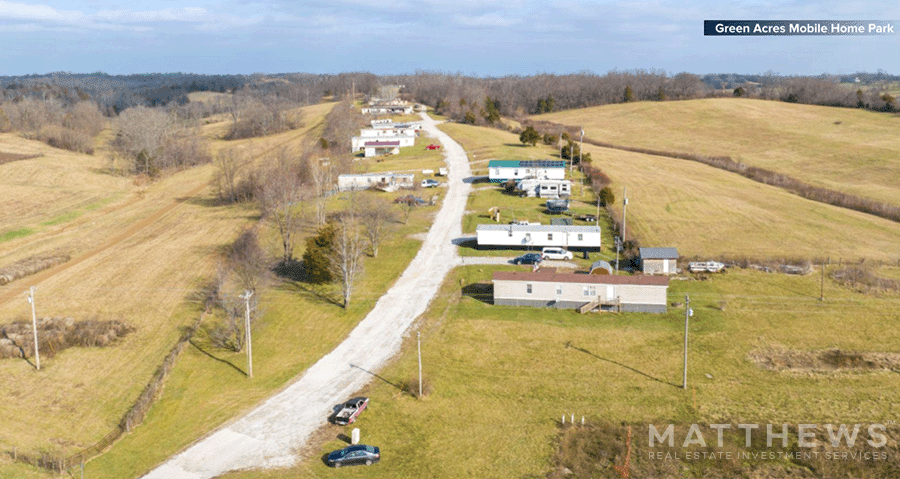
[514,253,543,265]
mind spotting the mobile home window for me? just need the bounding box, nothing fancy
[577,233,583,241]
[526,284,532,294]
[583,286,596,296]
[556,285,563,295]
[547,233,553,241]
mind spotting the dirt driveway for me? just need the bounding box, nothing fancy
[141,113,472,478]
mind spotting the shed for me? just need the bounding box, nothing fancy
[589,260,614,275]
[492,271,668,313]
[639,247,679,275]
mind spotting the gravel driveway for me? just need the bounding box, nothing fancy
[141,112,472,479]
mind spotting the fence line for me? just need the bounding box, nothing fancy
[9,312,206,472]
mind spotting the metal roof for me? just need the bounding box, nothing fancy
[492,271,669,286]
[488,160,566,169]
[338,172,413,178]
[477,224,600,233]
[639,247,679,259]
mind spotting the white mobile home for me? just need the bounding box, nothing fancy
[492,271,669,313]
[476,224,601,249]
[517,179,573,198]
[359,126,419,138]
[352,136,415,152]
[488,160,566,183]
[338,172,414,191]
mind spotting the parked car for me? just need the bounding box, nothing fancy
[327,444,381,468]
[546,198,570,213]
[574,214,597,222]
[425,144,441,150]
[330,397,369,425]
[541,247,573,260]
[422,179,440,188]
[508,220,538,226]
[514,253,544,265]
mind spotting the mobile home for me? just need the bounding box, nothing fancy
[476,224,601,249]
[492,271,669,313]
[488,160,566,183]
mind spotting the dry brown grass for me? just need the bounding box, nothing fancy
[0,102,340,458]
[0,253,70,286]
[536,98,900,207]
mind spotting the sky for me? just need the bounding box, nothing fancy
[0,0,898,76]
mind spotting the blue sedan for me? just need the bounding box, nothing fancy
[327,444,381,468]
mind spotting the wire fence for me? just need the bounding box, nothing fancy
[9,311,206,472]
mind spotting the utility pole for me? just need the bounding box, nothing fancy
[417,331,423,399]
[622,187,628,246]
[27,287,40,371]
[819,261,825,301]
[241,290,253,379]
[579,127,584,170]
[683,295,691,389]
[615,236,621,275]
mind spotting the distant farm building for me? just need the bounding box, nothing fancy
[492,271,669,313]
[476,224,600,250]
[488,160,566,183]
[338,172,414,191]
[361,103,414,115]
[639,248,679,275]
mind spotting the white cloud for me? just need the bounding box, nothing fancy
[0,1,84,23]
[93,7,208,23]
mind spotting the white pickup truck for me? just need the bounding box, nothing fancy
[330,397,369,425]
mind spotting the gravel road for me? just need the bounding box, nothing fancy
[140,112,472,479]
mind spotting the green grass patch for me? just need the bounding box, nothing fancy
[82,192,439,479]
[0,227,34,243]
[215,265,900,479]
[40,211,81,226]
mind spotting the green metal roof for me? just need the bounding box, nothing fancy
[488,160,566,168]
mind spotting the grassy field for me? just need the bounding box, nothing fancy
[0,101,439,477]
[212,263,900,479]
[352,133,446,176]
[438,122,560,176]
[582,142,900,261]
[535,98,900,207]
[81,189,439,479]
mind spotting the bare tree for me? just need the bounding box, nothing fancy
[309,156,335,226]
[355,195,397,257]
[215,147,250,203]
[329,211,365,308]
[257,148,309,263]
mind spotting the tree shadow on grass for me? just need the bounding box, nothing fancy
[350,363,402,391]
[461,283,494,304]
[272,259,304,281]
[189,340,247,377]
[568,342,680,388]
